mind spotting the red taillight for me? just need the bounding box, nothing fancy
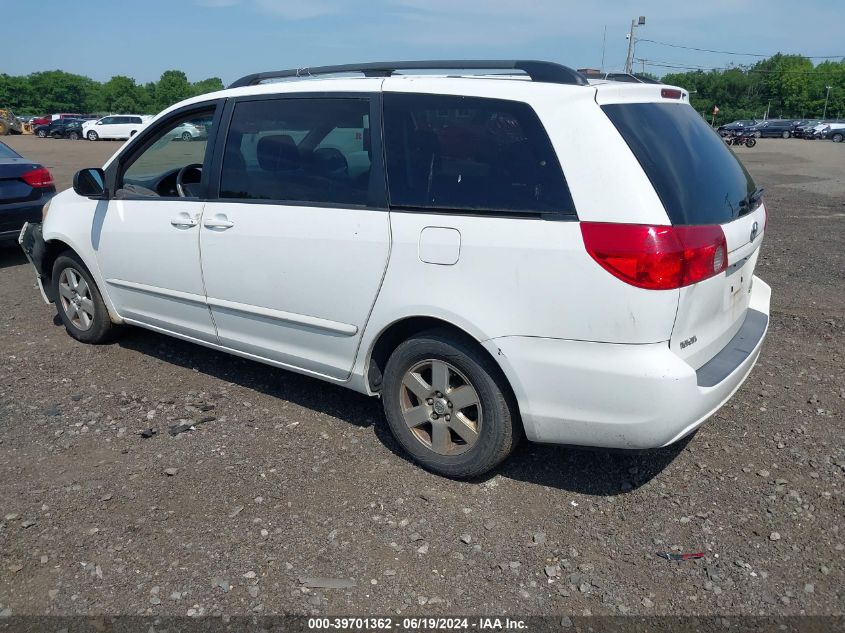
[580,222,728,290]
[21,166,54,188]
[661,88,683,99]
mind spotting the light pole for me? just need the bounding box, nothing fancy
[823,86,832,120]
[625,16,646,74]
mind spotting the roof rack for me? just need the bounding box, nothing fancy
[228,60,589,89]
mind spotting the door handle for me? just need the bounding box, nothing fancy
[170,213,198,228]
[203,215,235,230]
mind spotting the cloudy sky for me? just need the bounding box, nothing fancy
[4,0,843,83]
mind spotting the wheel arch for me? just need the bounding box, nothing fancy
[40,235,123,324]
[364,316,521,422]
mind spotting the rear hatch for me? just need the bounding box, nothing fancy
[600,97,766,370]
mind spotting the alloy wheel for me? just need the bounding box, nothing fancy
[398,359,482,456]
[58,267,95,331]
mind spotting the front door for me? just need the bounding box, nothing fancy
[200,93,389,379]
[95,104,221,343]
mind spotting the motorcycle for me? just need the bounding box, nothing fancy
[724,129,756,148]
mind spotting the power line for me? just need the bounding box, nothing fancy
[636,58,845,74]
[637,39,845,60]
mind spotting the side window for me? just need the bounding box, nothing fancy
[120,109,216,198]
[100,117,113,125]
[219,97,371,206]
[383,93,575,215]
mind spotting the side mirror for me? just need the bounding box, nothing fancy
[73,168,107,199]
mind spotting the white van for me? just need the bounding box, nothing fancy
[83,115,151,141]
[20,61,770,477]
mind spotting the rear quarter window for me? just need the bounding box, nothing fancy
[383,93,575,216]
[602,102,756,225]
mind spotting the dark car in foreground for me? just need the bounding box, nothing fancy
[33,118,85,139]
[746,119,800,138]
[0,140,55,241]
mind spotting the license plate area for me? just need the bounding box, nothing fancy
[725,255,752,307]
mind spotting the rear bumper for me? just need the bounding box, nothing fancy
[0,196,49,238]
[484,276,771,449]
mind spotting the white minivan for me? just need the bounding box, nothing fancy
[83,115,151,141]
[20,61,770,478]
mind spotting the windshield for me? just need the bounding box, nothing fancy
[602,102,756,225]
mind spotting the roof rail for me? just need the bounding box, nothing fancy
[228,60,589,89]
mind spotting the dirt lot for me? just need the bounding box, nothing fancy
[0,134,843,624]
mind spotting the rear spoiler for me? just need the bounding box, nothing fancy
[594,83,689,106]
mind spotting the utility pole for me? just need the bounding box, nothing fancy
[625,15,646,74]
[601,25,607,73]
[823,86,832,119]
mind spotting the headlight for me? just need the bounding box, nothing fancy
[42,198,51,221]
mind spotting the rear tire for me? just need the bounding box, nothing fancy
[36,128,47,138]
[51,252,120,344]
[833,133,844,143]
[68,131,80,140]
[745,137,756,148]
[382,329,521,478]
[782,130,790,139]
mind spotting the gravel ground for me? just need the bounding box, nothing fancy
[0,135,843,622]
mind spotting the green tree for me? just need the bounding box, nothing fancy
[192,77,225,97]
[99,75,148,113]
[154,70,192,112]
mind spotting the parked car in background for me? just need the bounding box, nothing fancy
[55,120,86,140]
[746,119,800,138]
[167,121,208,142]
[31,113,85,127]
[818,123,845,142]
[716,119,758,136]
[792,120,822,138]
[18,60,770,478]
[0,109,23,136]
[83,115,151,141]
[34,118,85,139]
[0,140,55,241]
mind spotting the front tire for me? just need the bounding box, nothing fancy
[782,130,790,139]
[181,131,192,142]
[745,137,756,148]
[36,128,47,138]
[51,252,120,344]
[68,131,80,140]
[382,329,521,478]
[87,130,99,141]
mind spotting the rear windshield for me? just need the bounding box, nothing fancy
[0,142,18,159]
[602,103,756,225]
